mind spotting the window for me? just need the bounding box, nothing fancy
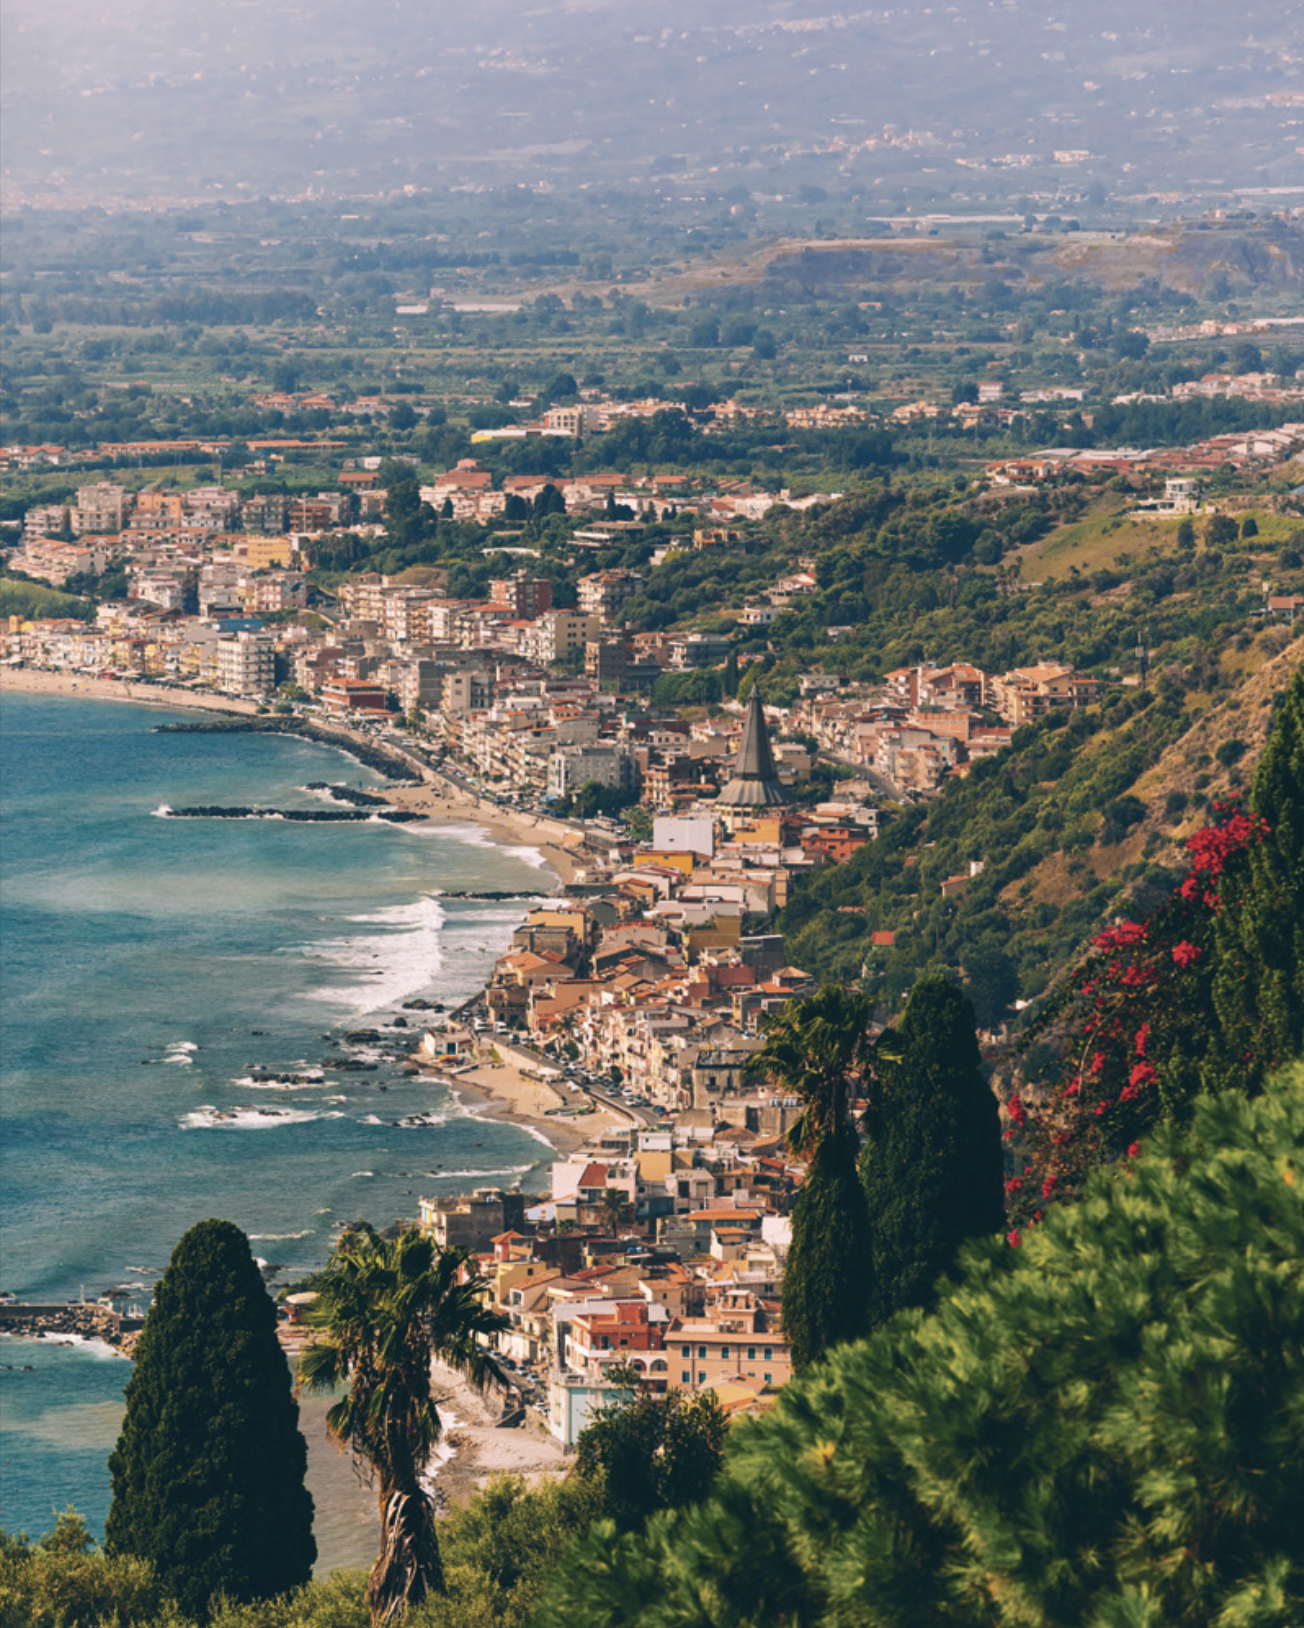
[764,1373,772,1384]
[698,1345,707,1359]
[681,1344,691,1358]
[748,1346,757,1361]
[763,1347,772,1360]
[682,1371,691,1385]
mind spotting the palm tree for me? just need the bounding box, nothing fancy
[751,982,877,1159]
[298,1225,508,1625]
[751,984,879,1369]
[600,1186,630,1235]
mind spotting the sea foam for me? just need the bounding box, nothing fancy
[299,895,447,1015]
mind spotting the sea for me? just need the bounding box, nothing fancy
[0,692,557,1566]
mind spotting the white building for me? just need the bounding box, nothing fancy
[216,632,274,695]
[524,610,601,667]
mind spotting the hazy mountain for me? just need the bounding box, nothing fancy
[2,1,1301,208]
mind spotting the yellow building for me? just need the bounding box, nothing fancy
[242,534,295,570]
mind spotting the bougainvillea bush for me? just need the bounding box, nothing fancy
[1006,663,1303,1231]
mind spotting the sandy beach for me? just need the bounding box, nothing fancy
[0,664,263,714]
[288,1352,568,1575]
[443,1058,630,1156]
[380,778,588,887]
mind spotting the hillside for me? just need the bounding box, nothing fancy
[754,221,1304,302]
[778,632,1303,1023]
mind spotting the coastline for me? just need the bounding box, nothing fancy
[1,667,580,1563]
[0,665,594,1154]
[0,666,588,886]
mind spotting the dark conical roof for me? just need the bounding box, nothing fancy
[717,687,791,808]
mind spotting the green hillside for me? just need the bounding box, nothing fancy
[778,633,1303,1022]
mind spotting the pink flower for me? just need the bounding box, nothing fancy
[1006,1230,1022,1248]
[1172,941,1202,969]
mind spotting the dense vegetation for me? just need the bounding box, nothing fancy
[536,1063,1304,1628]
[1007,663,1304,1225]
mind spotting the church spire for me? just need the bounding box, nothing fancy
[716,686,791,808]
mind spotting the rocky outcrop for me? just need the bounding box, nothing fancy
[0,1302,142,1355]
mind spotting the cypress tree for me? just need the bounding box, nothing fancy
[861,975,1003,1330]
[750,985,878,1370]
[783,1127,874,1370]
[1210,661,1304,1091]
[106,1218,315,1619]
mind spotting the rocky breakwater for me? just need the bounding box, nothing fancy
[304,782,395,808]
[161,805,423,823]
[0,1301,144,1357]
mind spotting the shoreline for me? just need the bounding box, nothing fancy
[0,665,594,1155]
[0,666,588,886]
[0,670,582,1567]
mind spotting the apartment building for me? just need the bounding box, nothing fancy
[215,631,275,695]
[74,482,131,534]
[577,570,645,623]
[490,574,553,620]
[523,610,601,667]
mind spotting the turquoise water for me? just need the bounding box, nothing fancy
[0,693,553,1554]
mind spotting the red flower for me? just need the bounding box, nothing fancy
[1005,1176,1024,1193]
[1134,1023,1150,1057]
[1129,1061,1157,1089]
[1006,1229,1022,1248]
[1041,1173,1057,1199]
[1126,1142,1140,1158]
[1089,1051,1106,1076]
[1006,1093,1026,1127]
[1171,941,1202,969]
[1095,1101,1110,1117]
[1063,1077,1081,1098]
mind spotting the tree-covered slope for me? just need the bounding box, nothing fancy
[535,1064,1304,1628]
[779,634,1303,1019]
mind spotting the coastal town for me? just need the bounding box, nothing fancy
[0,445,1123,1441]
[5,392,1303,1457]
